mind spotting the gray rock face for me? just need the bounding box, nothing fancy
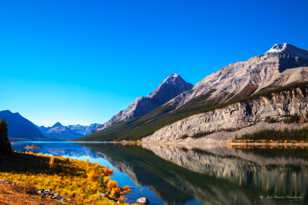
[143,86,308,145]
[98,73,193,130]
[267,43,308,71]
[140,44,308,145]
[168,43,308,109]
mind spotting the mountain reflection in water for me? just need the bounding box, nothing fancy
[12,141,308,205]
[86,143,308,205]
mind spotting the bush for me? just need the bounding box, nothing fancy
[264,116,278,123]
[283,114,300,123]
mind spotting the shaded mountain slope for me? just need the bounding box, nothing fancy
[0,110,44,141]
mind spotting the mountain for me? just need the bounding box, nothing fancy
[86,43,308,142]
[40,122,100,140]
[97,73,193,130]
[0,110,45,140]
[67,123,101,136]
[167,43,308,109]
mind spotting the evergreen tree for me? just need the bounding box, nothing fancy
[0,120,12,155]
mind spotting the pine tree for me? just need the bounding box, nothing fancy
[0,120,12,155]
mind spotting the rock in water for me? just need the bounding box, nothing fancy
[0,121,12,155]
[136,197,149,204]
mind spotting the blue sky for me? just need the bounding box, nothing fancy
[0,0,308,126]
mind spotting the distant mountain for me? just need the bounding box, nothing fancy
[0,110,45,140]
[86,43,308,142]
[40,122,100,140]
[97,73,193,131]
[67,123,101,136]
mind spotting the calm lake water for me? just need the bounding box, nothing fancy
[12,141,308,205]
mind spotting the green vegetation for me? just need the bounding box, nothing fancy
[86,82,308,141]
[0,120,12,155]
[234,127,308,142]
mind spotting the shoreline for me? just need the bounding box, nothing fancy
[0,152,130,205]
[229,140,308,148]
[14,138,308,149]
[111,139,308,149]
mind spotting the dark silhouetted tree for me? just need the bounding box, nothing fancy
[0,120,12,155]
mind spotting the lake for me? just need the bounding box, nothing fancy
[12,141,308,205]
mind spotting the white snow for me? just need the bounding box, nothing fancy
[266,43,289,53]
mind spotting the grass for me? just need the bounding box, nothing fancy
[0,152,130,205]
[85,82,308,141]
[0,181,57,205]
[233,127,308,142]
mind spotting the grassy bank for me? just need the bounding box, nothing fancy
[231,127,308,148]
[0,152,130,205]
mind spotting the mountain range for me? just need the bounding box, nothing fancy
[3,43,308,143]
[0,110,100,141]
[86,43,308,143]
[39,122,100,140]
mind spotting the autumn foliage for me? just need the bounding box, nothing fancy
[0,152,130,204]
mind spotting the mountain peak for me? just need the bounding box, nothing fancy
[97,73,193,130]
[267,43,290,53]
[53,122,63,127]
[0,110,22,118]
[266,43,308,57]
[162,73,183,84]
[150,73,193,99]
[0,110,12,114]
[265,43,308,71]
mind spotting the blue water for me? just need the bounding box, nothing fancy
[12,141,167,205]
[11,141,308,205]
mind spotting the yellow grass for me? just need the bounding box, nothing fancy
[0,152,130,205]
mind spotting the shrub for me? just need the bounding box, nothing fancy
[264,116,278,123]
[283,114,300,123]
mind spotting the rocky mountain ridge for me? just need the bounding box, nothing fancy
[97,73,193,130]
[142,84,308,145]
[87,43,308,142]
[167,43,308,110]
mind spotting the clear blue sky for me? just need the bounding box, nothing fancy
[0,0,308,126]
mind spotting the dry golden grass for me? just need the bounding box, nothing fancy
[0,152,130,205]
[0,181,59,205]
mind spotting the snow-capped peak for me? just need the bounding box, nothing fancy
[267,43,289,53]
[162,73,181,83]
[266,43,308,61]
